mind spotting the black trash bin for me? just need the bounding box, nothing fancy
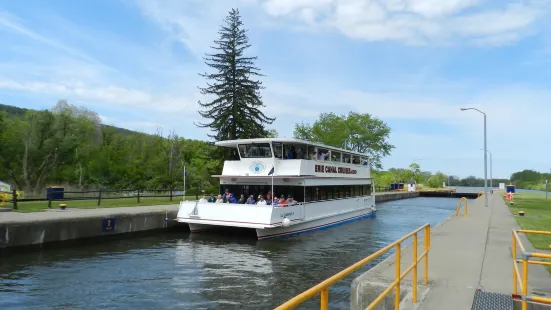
[46,187,65,200]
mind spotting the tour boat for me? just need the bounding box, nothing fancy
[176,138,377,240]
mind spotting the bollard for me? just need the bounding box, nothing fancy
[518,211,524,217]
[60,203,67,210]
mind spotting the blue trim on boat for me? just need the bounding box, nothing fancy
[258,211,377,240]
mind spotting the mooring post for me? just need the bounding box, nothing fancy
[170,188,173,201]
[98,188,102,207]
[12,189,17,210]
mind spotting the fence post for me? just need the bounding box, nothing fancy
[170,188,173,202]
[12,189,17,210]
[98,188,102,207]
[48,195,52,208]
[137,189,141,204]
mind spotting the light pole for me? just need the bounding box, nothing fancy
[461,107,488,208]
[481,149,493,190]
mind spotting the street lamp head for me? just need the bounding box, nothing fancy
[460,108,468,111]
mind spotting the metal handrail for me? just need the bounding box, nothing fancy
[454,197,468,216]
[512,229,551,310]
[0,192,6,207]
[275,223,431,310]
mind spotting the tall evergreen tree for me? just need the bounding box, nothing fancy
[196,8,274,141]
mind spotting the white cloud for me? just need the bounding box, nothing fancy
[259,0,551,45]
[0,78,198,113]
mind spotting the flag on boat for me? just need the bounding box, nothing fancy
[268,166,275,175]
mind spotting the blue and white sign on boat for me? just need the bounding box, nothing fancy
[249,161,265,174]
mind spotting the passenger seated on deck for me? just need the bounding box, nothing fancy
[318,152,329,161]
[278,195,287,206]
[199,196,208,203]
[287,195,297,206]
[246,195,256,204]
[353,157,360,164]
[208,193,216,203]
[215,194,224,203]
[238,194,246,204]
[227,193,237,203]
[257,195,267,205]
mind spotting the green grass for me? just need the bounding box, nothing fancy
[8,196,198,213]
[507,192,551,273]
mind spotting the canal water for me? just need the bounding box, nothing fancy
[0,197,462,310]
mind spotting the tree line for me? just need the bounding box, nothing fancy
[0,101,222,197]
[510,170,551,190]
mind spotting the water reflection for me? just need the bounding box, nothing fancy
[0,197,462,310]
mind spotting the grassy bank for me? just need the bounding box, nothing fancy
[507,192,551,273]
[8,196,197,213]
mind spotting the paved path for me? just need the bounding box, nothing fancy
[354,194,551,309]
[0,204,181,224]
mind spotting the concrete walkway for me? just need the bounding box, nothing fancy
[351,194,551,310]
[0,204,180,224]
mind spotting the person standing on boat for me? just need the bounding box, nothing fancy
[265,192,273,205]
[227,193,237,203]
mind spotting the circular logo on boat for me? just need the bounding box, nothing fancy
[249,162,265,174]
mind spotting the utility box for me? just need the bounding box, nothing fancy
[46,186,65,200]
[506,184,515,193]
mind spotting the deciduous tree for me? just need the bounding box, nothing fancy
[294,112,394,169]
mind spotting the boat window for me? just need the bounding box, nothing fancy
[351,156,361,165]
[238,143,273,158]
[342,153,351,164]
[272,142,283,159]
[317,148,330,161]
[308,146,316,160]
[330,151,341,162]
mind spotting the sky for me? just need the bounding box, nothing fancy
[1,0,551,179]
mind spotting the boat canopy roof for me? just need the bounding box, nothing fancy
[215,138,367,157]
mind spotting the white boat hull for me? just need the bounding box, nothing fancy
[177,196,376,240]
[255,207,376,240]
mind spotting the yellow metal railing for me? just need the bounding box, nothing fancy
[512,229,551,310]
[275,224,431,310]
[454,197,468,216]
[0,192,6,207]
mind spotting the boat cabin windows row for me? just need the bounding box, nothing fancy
[304,185,372,202]
[237,142,369,165]
[218,184,372,204]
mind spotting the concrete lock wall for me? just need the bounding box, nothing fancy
[376,192,420,203]
[0,209,181,249]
